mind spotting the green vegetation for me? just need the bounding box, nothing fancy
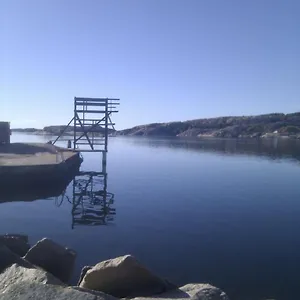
[279,126,300,134]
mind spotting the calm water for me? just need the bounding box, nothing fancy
[2,133,300,300]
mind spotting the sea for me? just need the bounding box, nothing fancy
[1,133,300,300]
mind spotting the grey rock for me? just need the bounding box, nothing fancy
[0,245,32,273]
[131,283,229,300]
[0,263,64,293]
[72,287,117,300]
[79,254,172,298]
[181,284,229,300]
[0,234,30,256]
[24,238,76,283]
[0,281,117,300]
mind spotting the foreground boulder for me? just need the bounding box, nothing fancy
[0,264,63,293]
[0,281,117,300]
[0,234,30,257]
[132,283,229,300]
[79,255,174,298]
[0,245,32,273]
[24,238,76,283]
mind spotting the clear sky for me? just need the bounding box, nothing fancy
[1,0,299,129]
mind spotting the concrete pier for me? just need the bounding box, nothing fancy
[0,143,82,190]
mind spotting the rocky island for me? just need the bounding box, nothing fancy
[0,234,229,300]
[118,112,300,138]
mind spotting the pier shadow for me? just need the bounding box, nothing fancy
[70,171,116,229]
[0,178,73,203]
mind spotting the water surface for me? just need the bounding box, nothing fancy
[1,133,300,300]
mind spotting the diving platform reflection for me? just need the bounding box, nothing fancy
[71,171,115,228]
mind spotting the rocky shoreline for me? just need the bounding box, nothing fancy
[0,234,229,300]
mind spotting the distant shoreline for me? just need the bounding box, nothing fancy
[11,129,72,136]
[11,130,300,140]
[11,125,115,137]
[12,112,300,139]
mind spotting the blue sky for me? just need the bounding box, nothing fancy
[1,0,299,129]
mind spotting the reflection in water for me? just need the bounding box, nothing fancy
[0,179,72,203]
[70,171,115,229]
[127,136,300,162]
[0,171,116,230]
